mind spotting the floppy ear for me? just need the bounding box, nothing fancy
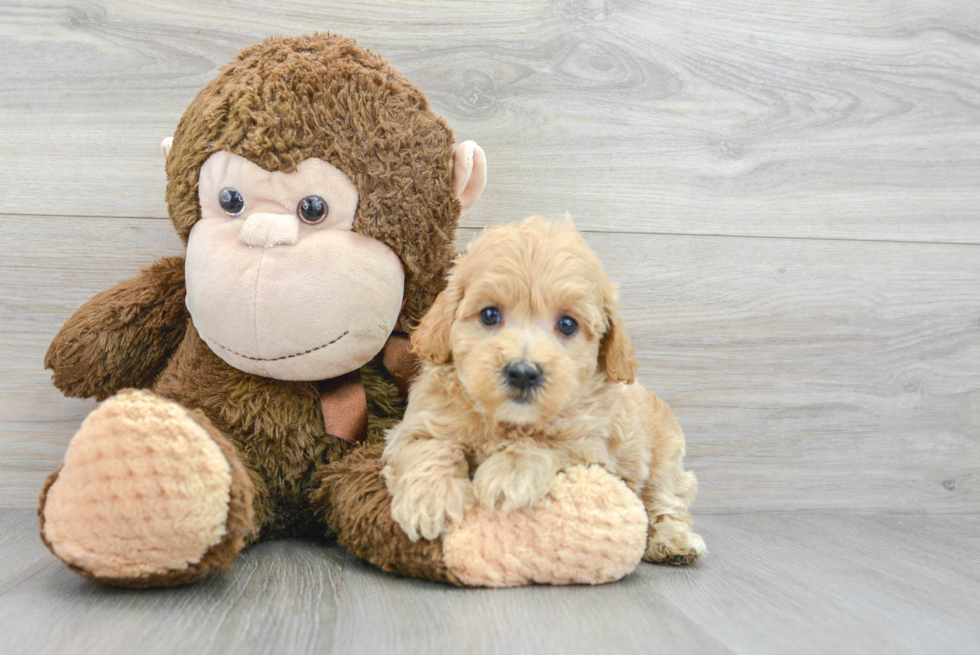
[599,298,637,384]
[411,282,459,365]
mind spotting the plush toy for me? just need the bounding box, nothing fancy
[38,33,649,588]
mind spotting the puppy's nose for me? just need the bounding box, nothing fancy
[503,360,544,392]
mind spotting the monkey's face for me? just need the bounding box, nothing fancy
[185,151,404,381]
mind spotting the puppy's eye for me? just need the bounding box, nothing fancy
[219,188,245,216]
[479,307,502,327]
[557,316,578,337]
[298,195,328,224]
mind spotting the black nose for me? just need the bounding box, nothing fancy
[503,360,544,392]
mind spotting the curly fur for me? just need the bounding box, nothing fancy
[383,217,706,564]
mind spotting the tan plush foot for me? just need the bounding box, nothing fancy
[442,465,648,587]
[643,517,707,565]
[40,390,247,584]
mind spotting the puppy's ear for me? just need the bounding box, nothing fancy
[599,296,637,384]
[412,283,459,364]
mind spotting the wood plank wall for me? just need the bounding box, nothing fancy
[1,0,978,512]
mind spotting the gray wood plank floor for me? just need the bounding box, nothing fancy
[1,509,977,655]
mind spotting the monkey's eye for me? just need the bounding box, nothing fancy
[557,316,578,337]
[480,307,502,327]
[219,188,245,216]
[298,195,328,224]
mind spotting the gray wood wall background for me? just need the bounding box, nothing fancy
[1,0,978,515]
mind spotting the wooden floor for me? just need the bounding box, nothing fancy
[1,1,978,653]
[1,509,977,655]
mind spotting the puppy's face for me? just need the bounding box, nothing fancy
[413,217,636,425]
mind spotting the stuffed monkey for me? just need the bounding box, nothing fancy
[39,33,648,588]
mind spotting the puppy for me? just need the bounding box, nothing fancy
[383,216,705,565]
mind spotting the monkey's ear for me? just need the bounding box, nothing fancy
[599,295,638,384]
[411,282,460,365]
[451,141,487,215]
[160,136,173,159]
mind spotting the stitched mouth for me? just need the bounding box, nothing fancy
[202,330,349,362]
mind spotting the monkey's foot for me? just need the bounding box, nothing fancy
[317,450,650,587]
[39,390,255,587]
[443,466,649,586]
[643,516,706,566]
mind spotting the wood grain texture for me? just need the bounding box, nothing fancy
[1,510,977,655]
[3,3,978,651]
[2,217,977,512]
[1,0,979,242]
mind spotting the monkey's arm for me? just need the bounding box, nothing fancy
[45,256,188,401]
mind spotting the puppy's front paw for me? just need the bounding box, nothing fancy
[388,473,474,542]
[473,449,557,513]
[643,518,706,566]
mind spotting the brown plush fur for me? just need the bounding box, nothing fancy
[151,322,406,540]
[44,256,188,401]
[312,443,461,585]
[165,33,459,330]
[40,34,456,586]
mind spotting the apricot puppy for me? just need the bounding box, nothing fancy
[383,216,705,565]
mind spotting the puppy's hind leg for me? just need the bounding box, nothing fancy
[640,470,706,565]
[640,396,706,565]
